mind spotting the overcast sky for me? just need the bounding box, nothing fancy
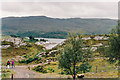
[1,1,118,19]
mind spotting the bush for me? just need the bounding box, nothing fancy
[48,68,54,72]
[76,62,92,73]
[33,65,47,73]
[40,39,47,42]
[42,70,47,73]
[1,69,11,78]
[58,71,64,75]
[18,60,26,63]
[1,41,13,46]
[26,44,32,47]
[23,55,28,58]
[2,69,11,73]
[64,69,70,75]
[19,56,39,64]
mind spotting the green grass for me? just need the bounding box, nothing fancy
[89,59,117,73]
[1,35,118,78]
[44,62,61,74]
[85,72,118,78]
[1,41,44,66]
[32,58,118,78]
[1,68,14,78]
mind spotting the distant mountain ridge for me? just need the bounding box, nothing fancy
[2,16,117,38]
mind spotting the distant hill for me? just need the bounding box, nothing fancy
[2,16,117,38]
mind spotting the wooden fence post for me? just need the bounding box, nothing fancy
[11,74,13,80]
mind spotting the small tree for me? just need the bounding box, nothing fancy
[29,35,34,41]
[58,33,91,79]
[29,35,38,42]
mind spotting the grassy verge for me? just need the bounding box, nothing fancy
[32,59,118,78]
[1,68,14,78]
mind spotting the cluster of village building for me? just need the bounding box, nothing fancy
[1,37,27,49]
[1,35,110,63]
[1,36,109,51]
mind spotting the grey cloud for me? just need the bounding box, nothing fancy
[1,2,118,19]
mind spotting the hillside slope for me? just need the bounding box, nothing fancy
[2,16,117,38]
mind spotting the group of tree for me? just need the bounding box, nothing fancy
[104,26,120,76]
[16,31,68,39]
[29,36,38,42]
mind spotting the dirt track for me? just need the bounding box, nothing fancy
[2,65,69,78]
